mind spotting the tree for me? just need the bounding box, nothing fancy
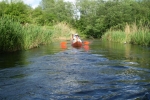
[0,0,32,24]
[39,0,74,25]
[73,0,150,38]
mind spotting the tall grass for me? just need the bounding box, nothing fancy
[51,22,77,41]
[0,15,52,52]
[130,26,150,46]
[0,16,79,52]
[22,25,52,50]
[102,23,150,46]
[0,15,23,52]
[102,30,126,43]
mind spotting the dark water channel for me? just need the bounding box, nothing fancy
[0,40,150,100]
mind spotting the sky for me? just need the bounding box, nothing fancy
[0,0,75,8]
[23,0,75,8]
[23,0,41,8]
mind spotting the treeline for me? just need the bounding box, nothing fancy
[1,0,150,37]
[1,0,150,34]
[0,0,74,25]
[75,0,150,38]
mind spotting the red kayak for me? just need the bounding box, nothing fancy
[71,34,82,48]
[72,41,82,48]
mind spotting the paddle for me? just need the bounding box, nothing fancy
[60,41,67,49]
[83,41,90,45]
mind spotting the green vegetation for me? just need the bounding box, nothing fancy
[0,15,23,52]
[0,0,150,52]
[0,15,52,52]
[0,15,76,52]
[130,26,150,46]
[75,0,150,38]
[102,24,150,46]
[102,31,126,43]
[51,22,76,41]
[51,22,86,41]
[22,24,52,50]
[0,0,76,52]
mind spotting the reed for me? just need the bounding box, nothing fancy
[125,23,150,46]
[0,15,23,52]
[22,25,52,50]
[102,30,126,43]
[0,16,79,52]
[131,28,150,46]
[0,15,52,52]
[102,23,150,46]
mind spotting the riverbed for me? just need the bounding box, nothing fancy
[0,40,150,100]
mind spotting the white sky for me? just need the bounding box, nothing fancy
[0,0,75,8]
[23,0,41,8]
[23,0,75,8]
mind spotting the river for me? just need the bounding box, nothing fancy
[0,39,150,100]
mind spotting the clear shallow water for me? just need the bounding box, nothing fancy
[0,40,150,100]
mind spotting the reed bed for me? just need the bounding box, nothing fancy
[102,23,150,46]
[22,25,52,50]
[0,16,78,52]
[102,30,126,43]
[131,28,150,46]
[0,16,52,52]
[0,16,23,52]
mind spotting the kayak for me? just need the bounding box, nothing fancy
[71,33,82,48]
[72,41,82,48]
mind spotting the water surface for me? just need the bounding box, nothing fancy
[0,40,150,100]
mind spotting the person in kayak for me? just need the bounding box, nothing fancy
[72,34,82,43]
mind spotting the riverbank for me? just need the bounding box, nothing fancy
[2,16,149,53]
[0,16,78,52]
[102,23,150,46]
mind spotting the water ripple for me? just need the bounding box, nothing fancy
[0,42,150,100]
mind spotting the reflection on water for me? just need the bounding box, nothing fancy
[90,40,150,68]
[60,41,67,50]
[0,40,150,100]
[83,44,90,52]
[0,51,29,69]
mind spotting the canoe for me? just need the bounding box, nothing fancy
[72,41,82,48]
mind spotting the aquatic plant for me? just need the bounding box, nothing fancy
[0,15,52,52]
[0,15,24,52]
[22,25,52,50]
[0,15,80,52]
[102,30,126,43]
[130,28,150,46]
[102,23,150,46]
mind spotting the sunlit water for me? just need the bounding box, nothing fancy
[0,40,150,100]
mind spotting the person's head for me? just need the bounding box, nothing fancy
[75,34,79,38]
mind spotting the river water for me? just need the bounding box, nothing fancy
[0,40,150,100]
